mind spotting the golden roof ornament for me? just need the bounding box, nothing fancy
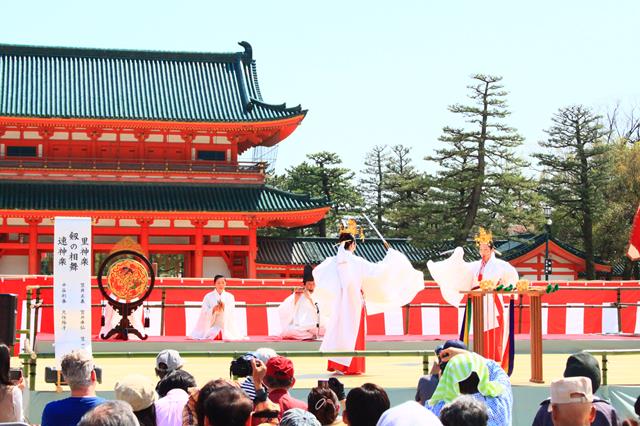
[110,236,147,256]
[474,227,493,246]
[338,218,365,241]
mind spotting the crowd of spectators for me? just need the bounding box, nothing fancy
[3,340,640,425]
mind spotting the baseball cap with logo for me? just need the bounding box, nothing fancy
[156,349,184,372]
[548,376,594,412]
[266,356,295,381]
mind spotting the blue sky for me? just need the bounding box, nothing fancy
[1,0,638,175]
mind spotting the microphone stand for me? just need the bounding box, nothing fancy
[314,302,320,340]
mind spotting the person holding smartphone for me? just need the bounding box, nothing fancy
[0,343,25,423]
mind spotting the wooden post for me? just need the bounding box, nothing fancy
[191,220,205,278]
[471,293,485,357]
[529,291,544,383]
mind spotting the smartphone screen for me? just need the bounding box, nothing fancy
[9,368,22,382]
[317,379,329,389]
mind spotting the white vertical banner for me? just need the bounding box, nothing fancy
[54,217,92,367]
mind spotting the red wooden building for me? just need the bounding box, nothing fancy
[0,42,329,278]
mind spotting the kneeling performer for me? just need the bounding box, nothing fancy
[190,274,246,340]
[278,265,325,340]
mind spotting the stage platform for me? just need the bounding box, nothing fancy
[33,332,640,354]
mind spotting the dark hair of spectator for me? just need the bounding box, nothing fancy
[214,275,225,283]
[635,395,640,416]
[345,383,390,426]
[156,369,196,397]
[133,404,157,426]
[0,344,10,386]
[440,395,488,426]
[458,372,480,395]
[308,387,340,425]
[338,232,356,250]
[195,379,234,426]
[203,385,252,426]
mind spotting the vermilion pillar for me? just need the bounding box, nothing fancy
[246,217,258,278]
[26,217,42,275]
[191,220,205,278]
[136,218,152,255]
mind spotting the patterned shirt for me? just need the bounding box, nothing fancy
[427,359,513,426]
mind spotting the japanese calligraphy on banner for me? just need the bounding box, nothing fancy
[54,217,92,367]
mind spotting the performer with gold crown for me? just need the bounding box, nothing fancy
[427,228,519,373]
[312,218,424,375]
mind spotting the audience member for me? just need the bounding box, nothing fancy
[376,400,443,426]
[78,400,140,426]
[549,376,596,426]
[416,340,468,405]
[343,383,390,426]
[239,347,278,400]
[328,377,346,412]
[41,350,106,426]
[202,385,252,426]
[0,343,24,423]
[308,386,345,425]
[183,379,239,426]
[280,408,322,426]
[427,351,511,426]
[626,396,640,425]
[439,395,488,426]
[155,350,184,390]
[155,369,196,426]
[264,356,307,419]
[531,351,619,426]
[115,374,158,426]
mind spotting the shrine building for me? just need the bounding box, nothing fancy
[0,42,330,278]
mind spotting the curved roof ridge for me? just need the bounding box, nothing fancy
[0,43,247,63]
[262,184,329,204]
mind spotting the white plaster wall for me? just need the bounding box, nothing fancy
[0,255,29,274]
[203,257,231,278]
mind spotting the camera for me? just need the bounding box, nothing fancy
[9,368,22,382]
[230,353,255,378]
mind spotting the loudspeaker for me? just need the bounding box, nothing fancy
[0,293,18,348]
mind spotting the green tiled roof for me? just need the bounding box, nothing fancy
[256,237,429,265]
[0,42,305,122]
[0,181,328,212]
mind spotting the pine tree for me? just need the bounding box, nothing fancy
[384,145,430,238]
[426,74,528,245]
[359,145,390,232]
[534,105,609,279]
[283,152,362,237]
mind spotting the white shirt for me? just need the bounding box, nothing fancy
[155,388,189,426]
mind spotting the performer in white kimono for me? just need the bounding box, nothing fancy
[313,219,424,375]
[278,265,325,340]
[189,275,246,340]
[427,228,519,372]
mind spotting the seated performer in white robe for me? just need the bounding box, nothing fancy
[313,218,424,374]
[189,275,246,340]
[278,265,326,340]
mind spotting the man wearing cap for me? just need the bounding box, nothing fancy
[278,265,326,340]
[532,352,619,425]
[548,377,596,426]
[264,356,307,419]
[190,274,245,340]
[155,349,184,392]
[115,374,158,426]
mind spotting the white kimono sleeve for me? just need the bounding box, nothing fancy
[427,247,474,307]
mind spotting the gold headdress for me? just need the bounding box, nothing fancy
[474,227,493,247]
[338,218,365,241]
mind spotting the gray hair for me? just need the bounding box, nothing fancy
[61,350,94,388]
[78,400,140,426]
[440,395,488,426]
